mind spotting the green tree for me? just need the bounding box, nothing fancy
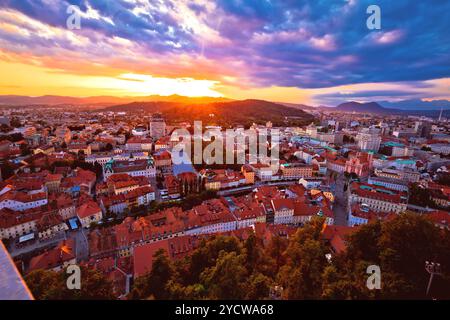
[409,183,434,208]
[130,249,176,299]
[187,236,241,284]
[25,267,115,300]
[346,220,382,263]
[277,218,328,299]
[245,272,273,300]
[243,233,260,273]
[377,213,447,298]
[200,251,248,299]
[267,235,288,275]
[166,280,206,299]
[104,143,113,151]
[25,269,61,300]
[330,213,450,299]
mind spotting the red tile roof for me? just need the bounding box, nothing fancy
[133,235,197,277]
[28,239,75,272]
[322,225,358,254]
[351,183,407,203]
[271,198,295,212]
[0,208,41,229]
[77,201,101,219]
[133,239,169,277]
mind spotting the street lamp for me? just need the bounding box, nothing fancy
[425,261,442,297]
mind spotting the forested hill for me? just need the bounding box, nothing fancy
[102,99,315,126]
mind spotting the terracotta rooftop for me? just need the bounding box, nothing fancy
[77,201,101,219]
[28,239,75,272]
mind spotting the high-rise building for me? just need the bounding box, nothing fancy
[377,122,390,136]
[356,128,381,152]
[149,113,166,140]
[415,121,432,138]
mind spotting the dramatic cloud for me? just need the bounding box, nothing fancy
[0,0,449,103]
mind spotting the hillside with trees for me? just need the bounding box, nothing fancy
[102,99,315,127]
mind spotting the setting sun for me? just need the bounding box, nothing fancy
[0,59,223,98]
[113,73,223,97]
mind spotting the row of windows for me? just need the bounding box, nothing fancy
[354,197,405,212]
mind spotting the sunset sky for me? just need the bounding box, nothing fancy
[0,0,449,105]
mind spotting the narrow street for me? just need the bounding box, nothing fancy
[333,201,348,226]
[8,232,66,258]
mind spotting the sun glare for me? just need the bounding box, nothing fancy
[0,60,224,98]
[110,73,224,97]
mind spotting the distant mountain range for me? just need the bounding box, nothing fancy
[377,99,450,111]
[0,94,231,106]
[286,99,450,114]
[0,95,449,117]
[319,100,450,118]
[332,101,388,113]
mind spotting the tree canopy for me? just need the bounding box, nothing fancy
[25,266,115,300]
[129,214,450,300]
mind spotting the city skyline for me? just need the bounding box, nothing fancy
[0,0,449,105]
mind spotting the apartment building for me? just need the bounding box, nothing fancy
[280,162,313,180]
[348,183,408,214]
